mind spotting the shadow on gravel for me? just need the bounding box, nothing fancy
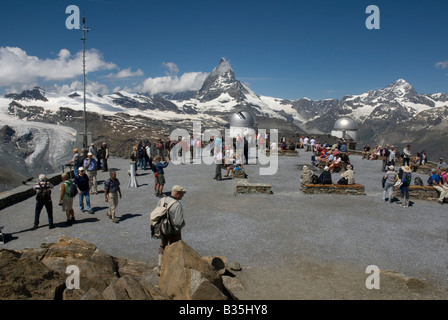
[119,213,142,222]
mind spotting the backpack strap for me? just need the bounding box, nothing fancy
[63,180,70,195]
[164,199,178,226]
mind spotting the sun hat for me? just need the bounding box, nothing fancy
[172,185,186,193]
[401,165,412,173]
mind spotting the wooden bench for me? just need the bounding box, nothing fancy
[393,185,441,201]
[302,184,365,195]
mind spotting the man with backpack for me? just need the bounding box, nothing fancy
[59,173,76,226]
[154,185,186,276]
[33,174,55,230]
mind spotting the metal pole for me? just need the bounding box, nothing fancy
[81,17,90,149]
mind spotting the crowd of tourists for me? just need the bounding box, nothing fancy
[298,138,448,208]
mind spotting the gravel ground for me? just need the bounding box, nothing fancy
[1,150,448,299]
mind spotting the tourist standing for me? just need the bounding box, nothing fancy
[75,167,93,214]
[304,136,309,151]
[156,185,186,276]
[402,145,412,167]
[67,148,83,178]
[59,173,75,225]
[154,156,170,197]
[400,165,412,208]
[389,146,396,167]
[213,145,223,181]
[83,152,98,194]
[101,142,109,172]
[382,165,398,203]
[88,143,97,159]
[104,171,122,223]
[381,145,390,172]
[33,174,55,229]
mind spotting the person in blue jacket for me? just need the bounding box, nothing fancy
[154,156,170,197]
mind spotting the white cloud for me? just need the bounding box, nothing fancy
[0,46,117,87]
[162,62,179,75]
[140,62,208,95]
[51,80,110,95]
[140,72,208,95]
[106,67,144,79]
[435,61,448,69]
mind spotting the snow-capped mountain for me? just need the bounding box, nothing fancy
[1,58,448,192]
[304,79,448,133]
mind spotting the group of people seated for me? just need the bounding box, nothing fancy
[300,164,355,187]
[223,148,245,178]
[363,143,430,174]
[311,146,352,173]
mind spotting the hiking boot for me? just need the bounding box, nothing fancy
[87,210,94,214]
[49,224,56,229]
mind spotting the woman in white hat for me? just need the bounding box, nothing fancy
[382,165,398,203]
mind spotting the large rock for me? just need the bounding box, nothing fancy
[0,249,63,300]
[41,237,119,294]
[0,237,238,300]
[158,241,232,300]
[102,275,153,300]
[0,236,158,300]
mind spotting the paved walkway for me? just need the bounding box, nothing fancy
[1,151,447,299]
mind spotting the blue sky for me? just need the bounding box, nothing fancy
[1,0,447,100]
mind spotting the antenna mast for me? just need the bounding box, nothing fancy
[81,17,90,149]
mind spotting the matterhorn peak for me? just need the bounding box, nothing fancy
[211,58,233,77]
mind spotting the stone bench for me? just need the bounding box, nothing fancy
[412,165,432,175]
[234,179,272,195]
[265,149,299,156]
[302,184,366,195]
[393,185,440,201]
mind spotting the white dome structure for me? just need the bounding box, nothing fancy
[229,111,257,138]
[230,111,256,128]
[331,117,359,141]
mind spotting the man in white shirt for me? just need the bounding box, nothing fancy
[310,138,316,152]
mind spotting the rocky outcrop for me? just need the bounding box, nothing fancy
[0,236,241,300]
[159,241,232,300]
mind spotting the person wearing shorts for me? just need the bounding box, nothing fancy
[156,185,186,276]
[59,173,75,226]
[154,156,170,197]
